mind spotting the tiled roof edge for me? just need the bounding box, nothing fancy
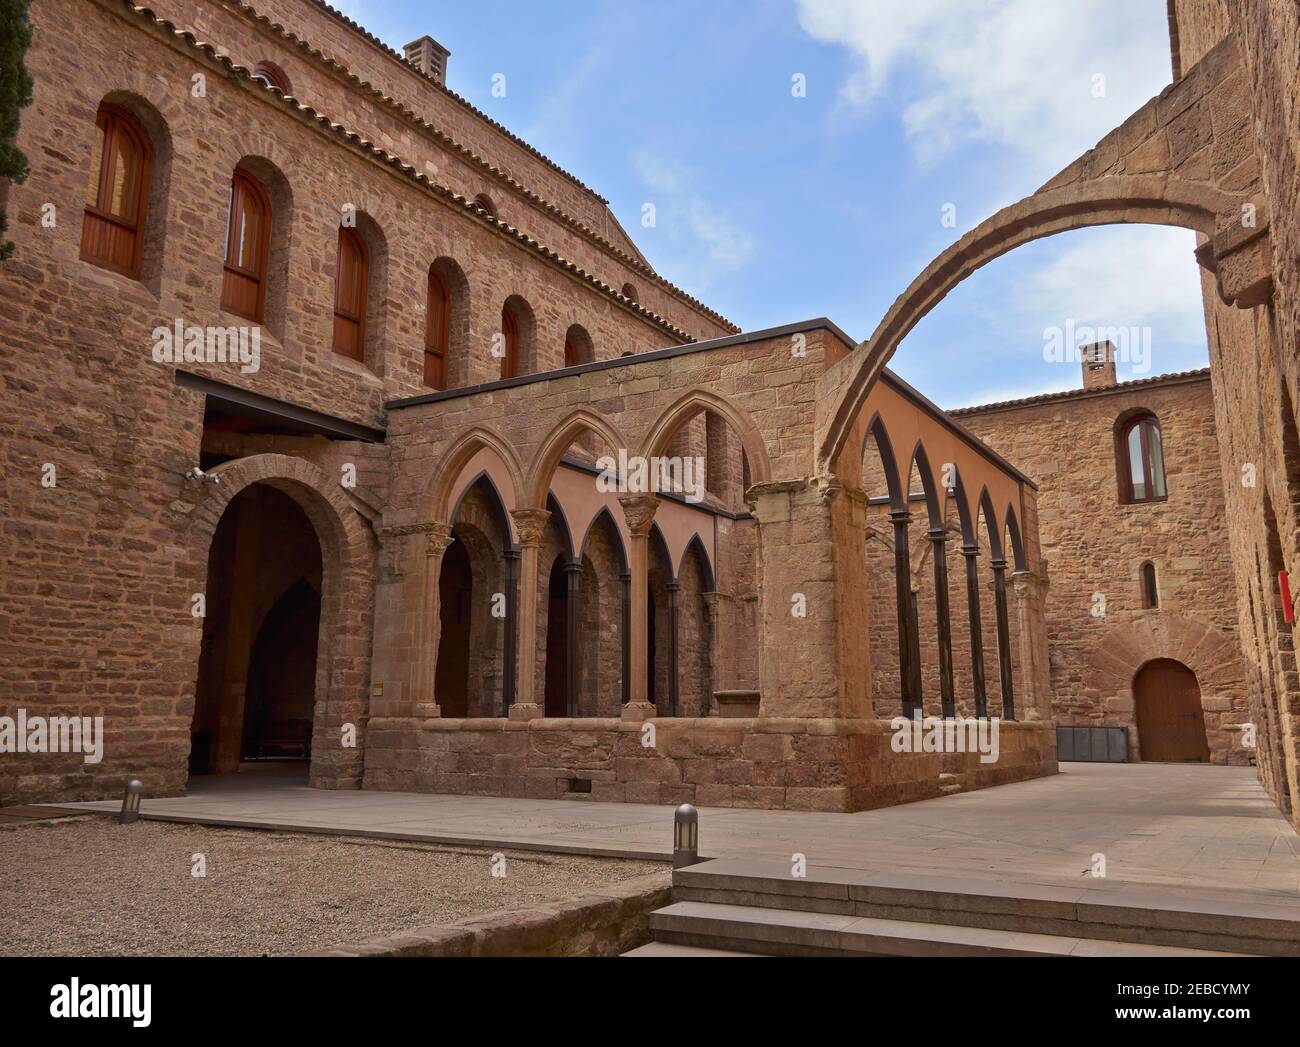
[949,367,1212,416]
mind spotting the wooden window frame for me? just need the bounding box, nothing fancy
[425,267,450,390]
[221,169,272,323]
[1117,413,1168,505]
[332,227,369,362]
[1141,562,1160,609]
[500,306,519,380]
[80,103,152,279]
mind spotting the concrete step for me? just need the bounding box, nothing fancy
[649,901,1248,958]
[672,859,1300,955]
[621,941,767,957]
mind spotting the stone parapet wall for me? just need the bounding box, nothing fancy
[362,715,1057,813]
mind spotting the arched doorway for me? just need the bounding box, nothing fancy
[191,483,323,778]
[434,537,473,718]
[1134,659,1210,763]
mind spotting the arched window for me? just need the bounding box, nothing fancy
[332,227,368,361]
[1141,562,1160,609]
[473,193,497,219]
[621,282,638,303]
[564,324,592,369]
[500,305,519,379]
[251,62,291,93]
[221,169,272,321]
[425,267,450,389]
[1118,413,1167,504]
[81,103,152,278]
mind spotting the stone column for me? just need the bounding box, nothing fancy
[750,479,872,719]
[992,556,1016,721]
[508,508,550,721]
[619,494,660,721]
[930,527,956,718]
[666,579,680,717]
[891,509,921,717]
[1013,569,1053,721]
[962,544,989,719]
[501,548,520,717]
[564,560,581,717]
[414,522,455,718]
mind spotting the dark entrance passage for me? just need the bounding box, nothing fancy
[191,483,322,777]
[1134,659,1211,763]
[434,537,473,717]
[544,556,568,717]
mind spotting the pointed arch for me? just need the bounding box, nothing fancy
[1004,505,1026,572]
[908,442,943,528]
[579,506,629,573]
[426,426,526,526]
[863,412,904,510]
[947,473,977,548]
[545,493,576,562]
[640,389,772,487]
[526,408,630,508]
[450,470,515,547]
[976,487,1005,560]
[679,533,716,593]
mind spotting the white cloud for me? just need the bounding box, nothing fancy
[630,149,756,285]
[1020,225,1207,353]
[795,0,1173,170]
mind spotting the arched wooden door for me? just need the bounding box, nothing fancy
[1134,659,1210,763]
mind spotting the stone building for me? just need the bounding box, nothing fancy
[0,0,1296,832]
[957,349,1249,765]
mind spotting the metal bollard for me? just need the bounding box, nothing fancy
[118,779,143,824]
[673,803,698,869]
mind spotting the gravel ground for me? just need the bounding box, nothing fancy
[0,816,664,956]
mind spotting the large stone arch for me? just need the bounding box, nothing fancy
[1083,613,1248,764]
[817,37,1274,476]
[188,454,375,789]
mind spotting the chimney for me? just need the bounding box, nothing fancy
[1081,340,1118,390]
[403,35,451,86]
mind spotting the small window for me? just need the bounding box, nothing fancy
[564,324,592,369]
[425,267,450,389]
[1141,562,1160,609]
[473,193,497,219]
[332,227,368,361]
[500,305,519,379]
[621,282,638,303]
[1118,413,1167,504]
[221,169,272,321]
[80,104,152,278]
[251,62,291,94]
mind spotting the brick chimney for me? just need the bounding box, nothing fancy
[1081,340,1118,390]
[404,35,451,86]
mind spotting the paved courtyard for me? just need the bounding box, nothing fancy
[50,763,1300,914]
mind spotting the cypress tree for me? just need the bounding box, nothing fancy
[0,0,34,262]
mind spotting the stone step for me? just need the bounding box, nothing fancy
[672,859,1300,955]
[649,901,1248,958]
[621,941,767,957]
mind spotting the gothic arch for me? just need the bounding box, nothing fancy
[426,425,526,525]
[640,389,772,487]
[526,408,630,508]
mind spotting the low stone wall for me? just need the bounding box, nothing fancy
[310,872,673,957]
[362,716,1058,813]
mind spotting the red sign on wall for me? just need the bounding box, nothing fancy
[1280,571,1294,625]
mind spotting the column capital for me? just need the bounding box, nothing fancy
[618,493,660,536]
[509,508,551,547]
[425,521,455,558]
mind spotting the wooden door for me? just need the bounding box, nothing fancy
[1134,659,1210,762]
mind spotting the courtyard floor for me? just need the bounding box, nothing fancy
[47,762,1300,918]
[0,814,662,956]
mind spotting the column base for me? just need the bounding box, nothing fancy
[508,703,544,722]
[621,702,657,722]
[414,702,442,719]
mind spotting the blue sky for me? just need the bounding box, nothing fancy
[334,0,1209,409]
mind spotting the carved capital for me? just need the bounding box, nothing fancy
[618,494,660,537]
[425,522,455,558]
[510,508,551,548]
